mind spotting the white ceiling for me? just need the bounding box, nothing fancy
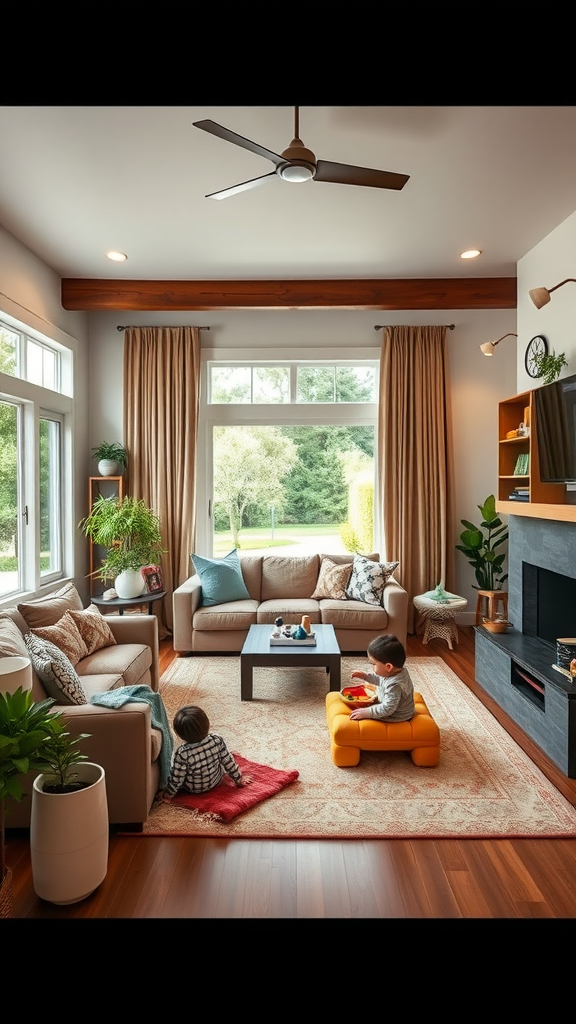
[0,105,575,282]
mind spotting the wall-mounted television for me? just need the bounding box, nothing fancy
[534,372,576,483]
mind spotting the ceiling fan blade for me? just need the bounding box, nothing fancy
[206,171,277,201]
[193,119,285,167]
[314,159,409,191]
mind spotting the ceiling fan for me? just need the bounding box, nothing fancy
[192,106,410,200]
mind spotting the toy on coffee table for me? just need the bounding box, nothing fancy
[270,615,316,645]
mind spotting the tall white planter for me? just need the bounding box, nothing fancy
[30,762,109,905]
[115,568,146,598]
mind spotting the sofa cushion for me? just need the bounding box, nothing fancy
[193,600,259,631]
[18,582,83,628]
[319,598,390,630]
[257,599,320,624]
[30,611,88,667]
[311,557,353,600]
[237,555,263,601]
[346,555,400,606]
[69,604,118,655]
[24,632,88,705]
[261,555,320,601]
[191,549,250,606]
[0,615,29,658]
[76,642,152,690]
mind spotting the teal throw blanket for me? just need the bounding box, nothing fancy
[90,684,174,787]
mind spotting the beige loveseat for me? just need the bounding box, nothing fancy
[0,583,162,830]
[173,552,408,654]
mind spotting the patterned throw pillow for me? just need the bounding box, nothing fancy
[345,555,400,606]
[24,633,87,705]
[69,604,117,656]
[311,558,353,600]
[30,611,88,667]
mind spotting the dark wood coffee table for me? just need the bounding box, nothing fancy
[240,623,341,701]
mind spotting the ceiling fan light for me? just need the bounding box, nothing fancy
[480,341,495,356]
[279,163,315,183]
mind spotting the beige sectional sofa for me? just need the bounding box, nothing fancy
[0,582,162,829]
[173,552,408,654]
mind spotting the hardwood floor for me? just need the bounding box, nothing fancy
[6,627,576,918]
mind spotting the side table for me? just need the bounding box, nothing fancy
[91,591,166,616]
[413,593,467,650]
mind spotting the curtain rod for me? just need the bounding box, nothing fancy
[116,325,211,332]
[373,323,455,331]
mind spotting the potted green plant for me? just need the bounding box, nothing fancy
[91,441,129,477]
[79,494,166,598]
[30,714,109,905]
[0,688,65,916]
[532,350,568,384]
[456,494,509,591]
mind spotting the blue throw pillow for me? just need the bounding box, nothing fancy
[190,549,250,606]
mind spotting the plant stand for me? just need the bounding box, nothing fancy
[475,590,508,625]
[30,762,109,905]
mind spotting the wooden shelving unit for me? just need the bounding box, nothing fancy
[496,389,569,520]
[87,476,124,596]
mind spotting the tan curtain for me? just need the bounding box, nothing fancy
[379,325,456,634]
[123,326,201,633]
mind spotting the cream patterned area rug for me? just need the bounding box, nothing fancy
[136,655,576,839]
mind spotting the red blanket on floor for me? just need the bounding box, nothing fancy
[171,754,299,822]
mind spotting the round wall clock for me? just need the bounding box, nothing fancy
[525,335,548,377]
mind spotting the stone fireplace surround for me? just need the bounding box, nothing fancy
[475,514,576,777]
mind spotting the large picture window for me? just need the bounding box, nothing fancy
[199,353,379,558]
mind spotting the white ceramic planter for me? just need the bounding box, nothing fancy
[30,762,109,905]
[97,458,120,476]
[115,568,146,598]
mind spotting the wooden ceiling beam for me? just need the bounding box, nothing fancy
[61,277,517,311]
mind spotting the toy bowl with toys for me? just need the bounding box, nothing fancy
[340,682,378,707]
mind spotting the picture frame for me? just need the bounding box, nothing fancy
[142,564,164,593]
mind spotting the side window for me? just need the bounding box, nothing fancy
[0,318,72,601]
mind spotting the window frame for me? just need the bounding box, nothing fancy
[198,348,380,557]
[0,307,74,604]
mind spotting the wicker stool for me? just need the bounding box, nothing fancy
[475,590,508,625]
[413,593,468,650]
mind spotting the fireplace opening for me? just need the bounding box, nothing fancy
[522,562,576,648]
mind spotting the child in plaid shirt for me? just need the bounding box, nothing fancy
[157,705,250,802]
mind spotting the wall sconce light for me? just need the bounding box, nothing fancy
[480,333,518,356]
[529,279,576,309]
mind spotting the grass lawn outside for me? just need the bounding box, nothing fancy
[213,523,349,556]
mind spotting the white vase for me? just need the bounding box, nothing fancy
[97,458,119,476]
[115,567,145,599]
[30,763,108,905]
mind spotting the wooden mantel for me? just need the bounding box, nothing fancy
[61,277,517,312]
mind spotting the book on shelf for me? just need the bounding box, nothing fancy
[513,452,530,475]
[508,492,530,501]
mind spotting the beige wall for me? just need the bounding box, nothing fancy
[8,202,576,618]
[87,306,517,611]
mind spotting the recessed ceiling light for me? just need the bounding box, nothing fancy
[106,251,128,262]
[460,248,482,260]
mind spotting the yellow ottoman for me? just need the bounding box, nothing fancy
[325,690,440,767]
